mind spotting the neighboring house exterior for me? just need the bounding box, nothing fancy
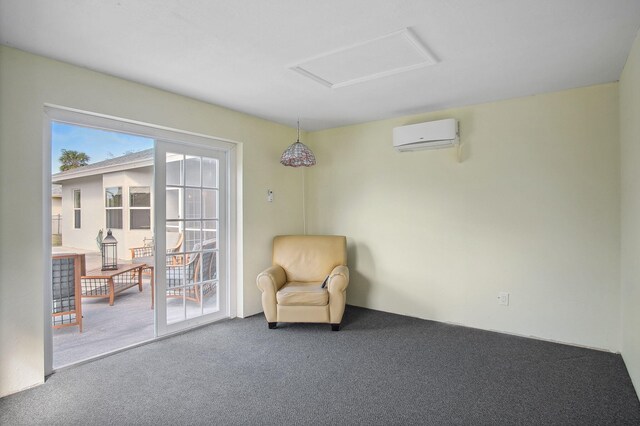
[51,184,63,245]
[52,149,154,259]
[51,184,62,216]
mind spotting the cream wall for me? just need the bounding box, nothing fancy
[307,84,621,352]
[620,30,640,395]
[0,46,303,397]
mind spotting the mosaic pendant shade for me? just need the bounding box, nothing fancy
[280,121,316,167]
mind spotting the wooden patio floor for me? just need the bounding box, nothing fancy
[53,276,155,368]
[52,248,219,368]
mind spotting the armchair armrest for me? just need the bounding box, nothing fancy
[256,265,286,323]
[327,265,349,325]
[256,265,286,293]
[327,265,349,293]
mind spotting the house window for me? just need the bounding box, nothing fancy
[130,186,151,230]
[73,189,81,229]
[105,187,123,229]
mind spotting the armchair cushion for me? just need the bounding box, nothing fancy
[276,281,328,306]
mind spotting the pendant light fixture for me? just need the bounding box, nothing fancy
[280,120,316,167]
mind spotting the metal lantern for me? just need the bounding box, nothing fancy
[101,229,118,271]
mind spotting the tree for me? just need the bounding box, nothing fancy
[59,149,90,171]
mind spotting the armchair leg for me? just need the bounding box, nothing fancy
[268,322,277,329]
[331,323,341,332]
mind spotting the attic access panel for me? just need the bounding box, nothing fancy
[290,28,437,89]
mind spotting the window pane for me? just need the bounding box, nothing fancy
[185,188,201,219]
[130,187,150,207]
[184,221,201,252]
[74,210,81,229]
[73,190,81,208]
[130,209,150,230]
[203,220,217,242]
[166,221,183,254]
[105,187,122,207]
[185,156,201,187]
[166,188,181,220]
[203,189,217,219]
[166,289,186,324]
[203,282,220,315]
[106,210,123,229]
[166,153,183,186]
[167,253,185,267]
[199,249,217,282]
[202,157,218,188]
[186,285,204,320]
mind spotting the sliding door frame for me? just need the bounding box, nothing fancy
[42,104,240,375]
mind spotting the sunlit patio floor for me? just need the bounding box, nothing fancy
[52,247,219,368]
[53,276,155,368]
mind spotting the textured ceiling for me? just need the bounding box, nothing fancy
[1,0,639,131]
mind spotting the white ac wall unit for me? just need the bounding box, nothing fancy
[393,118,459,152]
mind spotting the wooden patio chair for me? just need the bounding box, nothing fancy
[52,253,85,332]
[130,232,184,263]
[166,239,216,303]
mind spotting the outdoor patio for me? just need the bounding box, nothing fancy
[52,247,154,367]
[51,247,219,368]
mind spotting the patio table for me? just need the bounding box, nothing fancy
[81,263,146,306]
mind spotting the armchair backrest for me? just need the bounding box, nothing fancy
[272,235,347,282]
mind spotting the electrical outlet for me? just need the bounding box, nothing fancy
[497,292,509,306]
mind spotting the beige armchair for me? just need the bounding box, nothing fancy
[256,235,349,331]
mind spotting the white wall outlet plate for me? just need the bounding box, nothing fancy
[497,292,509,306]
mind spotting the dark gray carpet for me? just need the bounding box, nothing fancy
[1,305,639,425]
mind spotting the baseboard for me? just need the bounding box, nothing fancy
[345,303,617,354]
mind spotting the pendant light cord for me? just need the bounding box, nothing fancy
[302,167,307,235]
[299,118,307,234]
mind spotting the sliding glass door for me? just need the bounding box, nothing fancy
[154,141,228,335]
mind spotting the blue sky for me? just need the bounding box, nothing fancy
[52,122,153,173]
